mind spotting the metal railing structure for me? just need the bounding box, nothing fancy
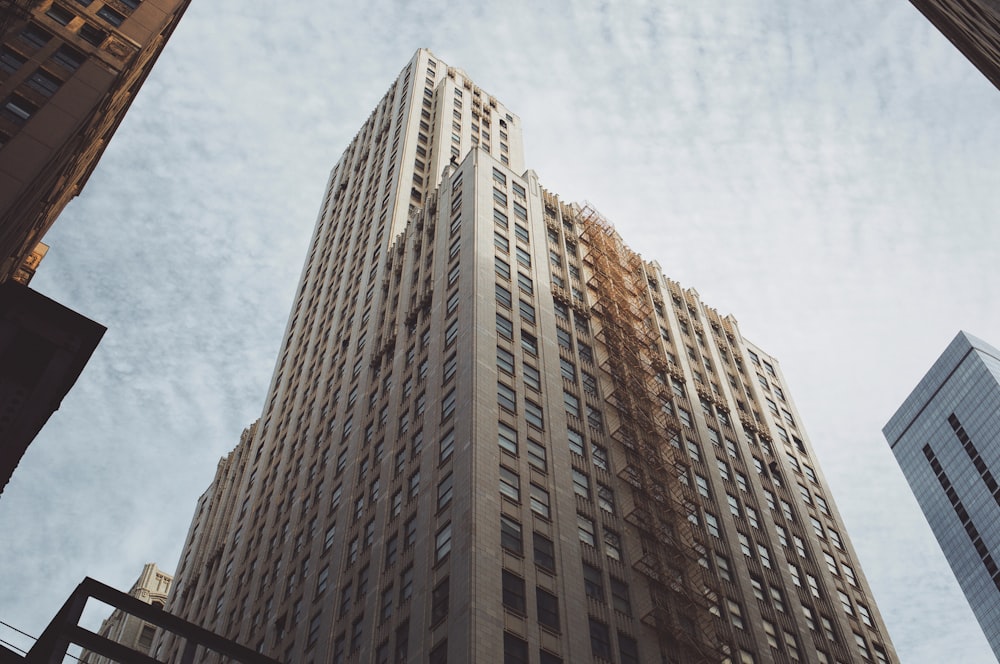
[23,577,280,664]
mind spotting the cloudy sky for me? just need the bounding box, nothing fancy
[2,1,999,661]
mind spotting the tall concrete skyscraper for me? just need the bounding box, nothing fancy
[884,331,1000,659]
[159,49,898,664]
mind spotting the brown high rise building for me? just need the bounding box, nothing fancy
[158,50,899,664]
[0,0,192,283]
[0,0,190,493]
[907,0,1000,91]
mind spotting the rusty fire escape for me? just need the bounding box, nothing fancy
[577,204,725,663]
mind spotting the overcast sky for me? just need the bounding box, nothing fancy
[2,1,999,662]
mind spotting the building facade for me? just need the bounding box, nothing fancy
[159,49,898,664]
[907,0,1000,91]
[79,562,173,664]
[0,0,192,283]
[0,0,189,495]
[884,331,1000,658]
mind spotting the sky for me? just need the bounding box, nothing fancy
[2,0,999,662]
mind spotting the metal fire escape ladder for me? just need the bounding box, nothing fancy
[577,204,725,664]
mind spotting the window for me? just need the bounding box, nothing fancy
[695,474,710,497]
[495,257,512,282]
[521,332,538,356]
[597,484,615,514]
[567,429,585,456]
[525,399,543,429]
[583,563,604,600]
[503,633,528,664]
[517,272,533,295]
[858,602,873,627]
[807,573,821,599]
[563,391,580,417]
[441,388,455,422]
[437,473,453,510]
[604,529,622,560]
[610,577,631,615]
[502,570,526,614]
[498,382,516,412]
[536,587,559,631]
[494,231,509,253]
[2,95,38,124]
[728,599,745,629]
[516,246,531,267]
[715,554,732,581]
[705,512,720,537]
[519,300,536,324]
[434,520,451,563]
[497,313,513,339]
[501,515,523,554]
[494,208,509,228]
[592,445,609,470]
[27,70,61,97]
[522,363,540,391]
[20,24,53,48]
[0,48,26,74]
[500,465,520,502]
[586,405,603,431]
[96,5,126,25]
[762,619,778,650]
[526,438,546,471]
[45,5,75,25]
[577,513,596,546]
[838,590,854,616]
[529,483,550,518]
[572,469,590,498]
[532,532,555,572]
[496,283,512,308]
[757,543,771,568]
[514,223,529,243]
[589,619,612,659]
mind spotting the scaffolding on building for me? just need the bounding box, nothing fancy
[576,204,726,664]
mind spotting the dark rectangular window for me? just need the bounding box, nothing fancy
[619,633,640,664]
[20,24,53,48]
[26,70,62,97]
[610,577,632,615]
[51,45,85,70]
[497,313,513,340]
[2,95,38,124]
[0,47,27,74]
[45,5,75,25]
[533,532,555,571]
[503,633,528,664]
[429,641,447,664]
[536,588,559,631]
[431,577,449,624]
[79,24,108,46]
[589,619,612,659]
[583,563,604,601]
[502,570,526,614]
[501,515,522,555]
[496,283,512,308]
